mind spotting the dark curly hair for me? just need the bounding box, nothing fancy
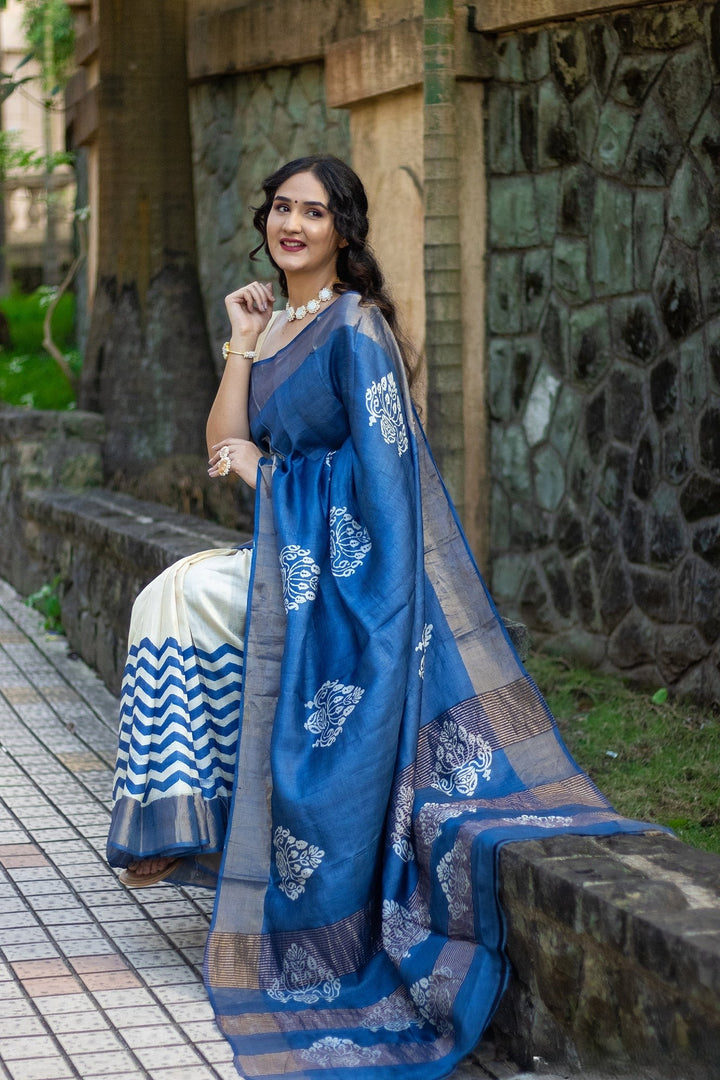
[250,155,416,385]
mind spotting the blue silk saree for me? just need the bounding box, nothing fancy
[194,292,653,1079]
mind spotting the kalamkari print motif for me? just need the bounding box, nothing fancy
[279,545,320,612]
[273,827,325,900]
[329,505,372,577]
[365,370,409,456]
[304,679,365,748]
[267,943,340,1004]
[430,717,493,795]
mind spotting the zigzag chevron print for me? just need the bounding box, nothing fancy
[113,635,244,805]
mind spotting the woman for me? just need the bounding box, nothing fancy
[108,155,652,1079]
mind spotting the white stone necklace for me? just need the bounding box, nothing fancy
[285,285,334,322]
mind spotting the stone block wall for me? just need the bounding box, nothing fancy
[0,407,248,692]
[0,407,104,595]
[189,63,350,374]
[493,831,720,1079]
[486,1,720,701]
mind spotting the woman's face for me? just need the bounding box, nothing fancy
[266,171,345,286]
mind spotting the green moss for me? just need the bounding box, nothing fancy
[528,652,720,854]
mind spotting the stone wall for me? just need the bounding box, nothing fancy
[493,830,720,1079]
[486,1,720,701]
[0,407,248,692]
[189,63,350,374]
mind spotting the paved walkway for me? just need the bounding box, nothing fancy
[0,576,569,1080]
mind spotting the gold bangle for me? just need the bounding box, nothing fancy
[222,342,256,362]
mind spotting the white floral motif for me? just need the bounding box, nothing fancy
[390,783,415,862]
[325,450,336,468]
[279,545,320,612]
[415,623,434,678]
[382,899,430,962]
[430,718,493,795]
[273,827,324,900]
[436,840,471,919]
[416,803,476,847]
[329,506,372,577]
[504,814,574,829]
[304,679,364,748]
[365,371,408,456]
[361,993,421,1032]
[301,1037,381,1067]
[267,943,340,1004]
[409,966,461,1037]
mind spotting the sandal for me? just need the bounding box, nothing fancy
[119,858,181,888]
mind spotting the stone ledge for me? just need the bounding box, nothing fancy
[493,831,720,1078]
[0,406,105,442]
[25,487,248,570]
[187,0,362,80]
[18,488,250,694]
[325,18,423,107]
[469,0,676,33]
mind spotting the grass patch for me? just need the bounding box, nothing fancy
[527,653,720,855]
[0,289,79,410]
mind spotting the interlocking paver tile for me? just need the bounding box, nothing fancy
[103,1005,169,1027]
[0,926,53,945]
[0,1036,59,1060]
[3,911,41,928]
[0,1016,47,1037]
[21,977,83,998]
[138,968,201,988]
[43,1012,109,1035]
[120,1026,187,1049]
[34,992,97,1015]
[11,959,71,980]
[38,908,94,926]
[3,1058,75,1080]
[152,983,207,1005]
[81,971,142,991]
[146,1069,218,1080]
[0,998,36,1018]
[195,1042,235,1065]
[134,1046,204,1070]
[53,941,117,958]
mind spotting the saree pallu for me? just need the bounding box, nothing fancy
[107,547,251,875]
[203,292,656,1080]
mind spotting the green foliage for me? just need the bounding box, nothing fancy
[0,287,75,349]
[0,288,78,409]
[528,653,720,854]
[26,574,63,632]
[22,0,75,90]
[0,129,73,180]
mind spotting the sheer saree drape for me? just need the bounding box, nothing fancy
[201,293,653,1079]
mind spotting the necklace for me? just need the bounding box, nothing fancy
[285,285,334,323]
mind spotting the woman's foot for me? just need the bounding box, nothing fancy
[119,856,180,888]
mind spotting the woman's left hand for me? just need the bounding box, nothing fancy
[209,438,263,489]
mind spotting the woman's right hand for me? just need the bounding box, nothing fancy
[224,281,275,342]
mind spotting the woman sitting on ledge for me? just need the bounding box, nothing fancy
[107,154,654,1080]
